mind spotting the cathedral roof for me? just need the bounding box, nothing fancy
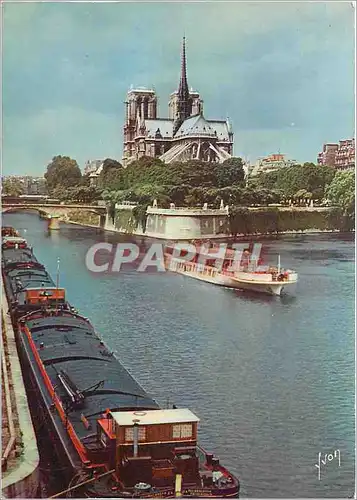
[207,120,231,141]
[174,114,217,138]
[144,119,173,138]
[135,116,232,142]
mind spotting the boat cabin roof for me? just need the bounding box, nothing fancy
[3,237,27,243]
[111,408,200,426]
[25,286,64,292]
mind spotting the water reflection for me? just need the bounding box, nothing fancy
[2,213,355,498]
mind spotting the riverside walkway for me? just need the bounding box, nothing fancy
[1,283,40,498]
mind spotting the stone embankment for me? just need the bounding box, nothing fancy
[1,284,40,498]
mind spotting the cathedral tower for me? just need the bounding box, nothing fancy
[123,87,157,164]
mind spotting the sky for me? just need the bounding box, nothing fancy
[2,1,355,176]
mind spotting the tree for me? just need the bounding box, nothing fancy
[52,185,68,201]
[44,156,82,192]
[2,178,25,196]
[293,189,312,203]
[252,164,335,200]
[252,188,281,205]
[131,184,170,206]
[97,158,124,191]
[121,157,164,189]
[215,157,245,188]
[253,170,279,191]
[168,160,217,188]
[325,170,355,223]
[166,184,191,206]
[184,187,208,206]
[71,186,102,204]
[102,158,122,170]
[228,206,251,236]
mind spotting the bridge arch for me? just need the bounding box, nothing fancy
[2,204,107,228]
[2,206,51,217]
[2,204,106,216]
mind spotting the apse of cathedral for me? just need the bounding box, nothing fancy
[122,38,234,166]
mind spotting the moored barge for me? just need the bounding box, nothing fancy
[1,226,240,498]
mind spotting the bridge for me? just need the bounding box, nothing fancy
[2,203,107,230]
[2,203,106,217]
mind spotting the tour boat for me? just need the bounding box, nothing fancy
[164,244,298,296]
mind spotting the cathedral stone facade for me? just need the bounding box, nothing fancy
[122,38,234,166]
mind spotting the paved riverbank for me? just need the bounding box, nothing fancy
[1,284,40,498]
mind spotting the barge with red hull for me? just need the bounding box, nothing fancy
[1,227,240,498]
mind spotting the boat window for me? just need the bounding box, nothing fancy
[173,424,192,439]
[101,430,109,447]
[125,427,146,442]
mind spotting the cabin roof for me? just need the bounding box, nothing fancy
[111,408,200,426]
[3,237,27,243]
[25,287,65,292]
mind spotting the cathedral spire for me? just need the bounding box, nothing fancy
[178,36,189,100]
[173,37,191,136]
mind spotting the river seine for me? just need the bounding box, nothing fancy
[3,213,355,498]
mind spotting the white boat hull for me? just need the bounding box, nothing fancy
[172,270,288,296]
[165,255,297,296]
[227,278,285,296]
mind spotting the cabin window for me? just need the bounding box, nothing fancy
[101,430,108,447]
[125,426,146,442]
[173,424,192,439]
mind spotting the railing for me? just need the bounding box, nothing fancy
[162,206,225,211]
[147,206,229,215]
[170,259,220,278]
[2,203,105,209]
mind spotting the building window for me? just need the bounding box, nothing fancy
[173,424,192,439]
[125,427,146,442]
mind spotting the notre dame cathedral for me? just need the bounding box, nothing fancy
[122,38,234,166]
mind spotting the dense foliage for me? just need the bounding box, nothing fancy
[325,170,355,230]
[97,158,124,190]
[2,178,25,196]
[102,156,248,207]
[44,156,117,204]
[325,170,355,214]
[250,163,336,200]
[229,206,349,236]
[101,158,339,211]
[52,185,102,204]
[40,152,354,234]
[45,156,82,192]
